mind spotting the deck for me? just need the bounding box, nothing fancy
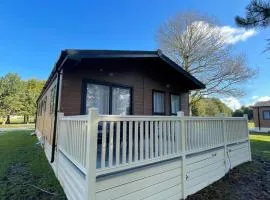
[42,108,251,200]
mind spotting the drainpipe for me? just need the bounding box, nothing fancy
[34,102,38,131]
[50,69,63,163]
[258,107,261,131]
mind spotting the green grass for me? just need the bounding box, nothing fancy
[1,131,269,200]
[248,121,255,129]
[0,123,35,129]
[0,116,35,124]
[250,132,270,160]
[0,130,66,199]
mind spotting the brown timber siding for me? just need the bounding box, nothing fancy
[253,107,270,128]
[60,64,190,116]
[36,76,57,145]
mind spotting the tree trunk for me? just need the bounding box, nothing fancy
[2,118,6,125]
[26,115,29,124]
[6,115,10,124]
[24,115,26,124]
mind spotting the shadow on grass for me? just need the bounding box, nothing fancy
[0,131,66,200]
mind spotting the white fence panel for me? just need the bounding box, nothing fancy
[58,115,88,171]
[51,110,251,200]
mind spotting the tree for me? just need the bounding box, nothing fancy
[157,12,256,104]
[232,106,253,120]
[236,0,270,51]
[235,0,270,28]
[0,73,24,124]
[191,97,232,116]
[21,79,45,123]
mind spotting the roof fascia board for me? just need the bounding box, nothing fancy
[157,51,205,89]
[37,55,69,102]
[69,53,159,59]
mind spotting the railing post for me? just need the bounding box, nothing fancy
[178,111,186,199]
[243,114,252,161]
[56,112,64,178]
[222,118,228,173]
[86,108,98,200]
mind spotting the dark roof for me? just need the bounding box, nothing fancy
[37,49,205,102]
[253,100,270,107]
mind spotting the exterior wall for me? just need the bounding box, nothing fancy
[36,76,57,145]
[61,64,190,116]
[253,107,270,128]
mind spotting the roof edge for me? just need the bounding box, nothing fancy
[37,49,205,103]
[157,50,205,89]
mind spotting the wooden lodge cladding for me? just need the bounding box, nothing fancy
[36,49,205,154]
[61,61,190,116]
[36,76,57,145]
[252,100,270,131]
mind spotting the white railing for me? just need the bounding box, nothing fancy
[56,108,251,200]
[95,116,181,176]
[58,113,88,172]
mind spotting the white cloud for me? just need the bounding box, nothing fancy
[192,21,257,45]
[221,97,241,111]
[244,96,270,107]
[220,96,270,110]
[219,26,257,44]
[256,96,270,102]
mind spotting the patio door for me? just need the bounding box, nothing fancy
[84,82,131,115]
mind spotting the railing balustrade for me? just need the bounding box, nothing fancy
[56,109,250,200]
[57,109,249,176]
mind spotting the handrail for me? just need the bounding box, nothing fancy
[56,109,250,200]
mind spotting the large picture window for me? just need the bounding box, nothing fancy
[84,82,131,115]
[263,110,270,120]
[170,94,180,115]
[112,87,131,115]
[153,90,165,115]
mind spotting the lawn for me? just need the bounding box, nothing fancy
[0,130,66,200]
[248,121,255,129]
[0,131,269,200]
[0,123,35,129]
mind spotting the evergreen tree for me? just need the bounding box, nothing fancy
[236,0,270,51]
[236,0,270,28]
[232,106,253,120]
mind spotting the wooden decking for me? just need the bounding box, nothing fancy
[42,108,251,200]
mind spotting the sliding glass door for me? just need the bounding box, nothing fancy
[85,82,131,115]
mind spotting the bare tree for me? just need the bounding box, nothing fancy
[157,12,256,104]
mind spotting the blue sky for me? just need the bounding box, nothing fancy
[0,0,269,109]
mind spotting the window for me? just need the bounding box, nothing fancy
[50,86,56,114]
[170,94,180,115]
[86,84,110,114]
[85,82,131,115]
[112,87,131,115]
[43,96,47,114]
[263,111,270,120]
[153,90,165,115]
